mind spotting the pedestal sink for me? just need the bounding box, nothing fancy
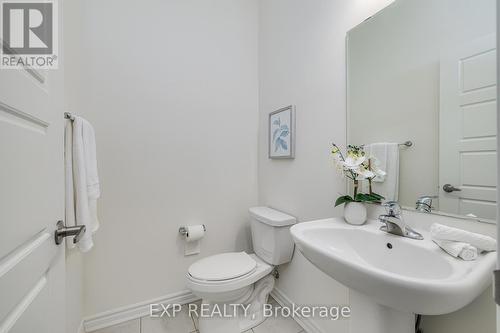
[290,218,495,333]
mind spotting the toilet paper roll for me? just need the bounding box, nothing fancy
[184,225,205,242]
[184,225,205,256]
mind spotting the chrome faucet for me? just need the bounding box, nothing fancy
[415,195,436,213]
[378,201,423,240]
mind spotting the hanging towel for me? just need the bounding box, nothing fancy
[364,143,399,201]
[430,223,496,252]
[433,239,478,261]
[65,116,100,252]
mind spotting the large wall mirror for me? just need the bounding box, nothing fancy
[347,0,497,223]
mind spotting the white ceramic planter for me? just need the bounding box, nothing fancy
[343,202,367,225]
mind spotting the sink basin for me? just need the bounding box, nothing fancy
[291,218,495,316]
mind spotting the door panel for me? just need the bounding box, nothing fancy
[460,199,497,219]
[440,34,497,221]
[462,101,496,138]
[461,152,497,186]
[0,232,52,322]
[461,48,496,91]
[0,3,65,332]
[1,276,49,333]
[0,72,64,333]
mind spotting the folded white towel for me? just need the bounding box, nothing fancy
[364,143,399,201]
[430,223,496,252]
[433,239,478,261]
[71,116,101,252]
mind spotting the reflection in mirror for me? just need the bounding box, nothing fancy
[347,0,497,222]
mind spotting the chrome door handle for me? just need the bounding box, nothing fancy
[54,220,86,245]
[443,184,462,193]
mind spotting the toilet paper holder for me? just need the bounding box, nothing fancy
[179,225,206,237]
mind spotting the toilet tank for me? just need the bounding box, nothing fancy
[249,207,296,265]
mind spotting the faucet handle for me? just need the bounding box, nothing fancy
[382,201,401,216]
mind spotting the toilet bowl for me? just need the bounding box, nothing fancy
[186,252,274,332]
[185,207,296,333]
[186,252,273,302]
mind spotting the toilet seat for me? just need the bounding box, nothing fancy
[186,253,273,294]
[189,252,257,281]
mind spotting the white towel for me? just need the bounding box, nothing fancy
[433,239,478,261]
[430,223,496,252]
[65,116,100,252]
[364,143,399,201]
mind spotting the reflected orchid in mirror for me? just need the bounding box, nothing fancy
[331,144,386,207]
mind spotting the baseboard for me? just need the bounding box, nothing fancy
[271,287,325,333]
[83,290,200,332]
[77,320,85,333]
[84,287,324,333]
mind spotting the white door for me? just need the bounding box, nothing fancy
[0,7,65,333]
[439,34,497,221]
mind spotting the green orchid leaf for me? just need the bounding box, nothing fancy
[369,192,385,200]
[355,193,377,202]
[365,195,381,202]
[335,195,354,207]
[354,193,369,202]
[354,193,384,203]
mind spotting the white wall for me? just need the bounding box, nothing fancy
[65,251,84,333]
[348,0,496,208]
[73,0,259,315]
[258,1,394,331]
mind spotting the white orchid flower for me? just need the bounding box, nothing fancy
[341,154,366,170]
[353,165,375,180]
[331,143,387,205]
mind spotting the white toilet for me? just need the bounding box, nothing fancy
[186,207,296,333]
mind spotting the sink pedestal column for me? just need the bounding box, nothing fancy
[349,290,414,333]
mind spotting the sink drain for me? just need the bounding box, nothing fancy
[386,243,393,249]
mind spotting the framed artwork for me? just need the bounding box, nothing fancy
[268,105,295,159]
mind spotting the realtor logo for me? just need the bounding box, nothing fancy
[1,0,58,69]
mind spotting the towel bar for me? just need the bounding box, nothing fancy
[64,112,75,121]
[361,141,412,148]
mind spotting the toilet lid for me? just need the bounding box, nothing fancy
[188,252,257,281]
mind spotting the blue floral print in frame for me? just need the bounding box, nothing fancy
[269,105,295,159]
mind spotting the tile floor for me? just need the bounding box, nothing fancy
[94,296,305,333]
